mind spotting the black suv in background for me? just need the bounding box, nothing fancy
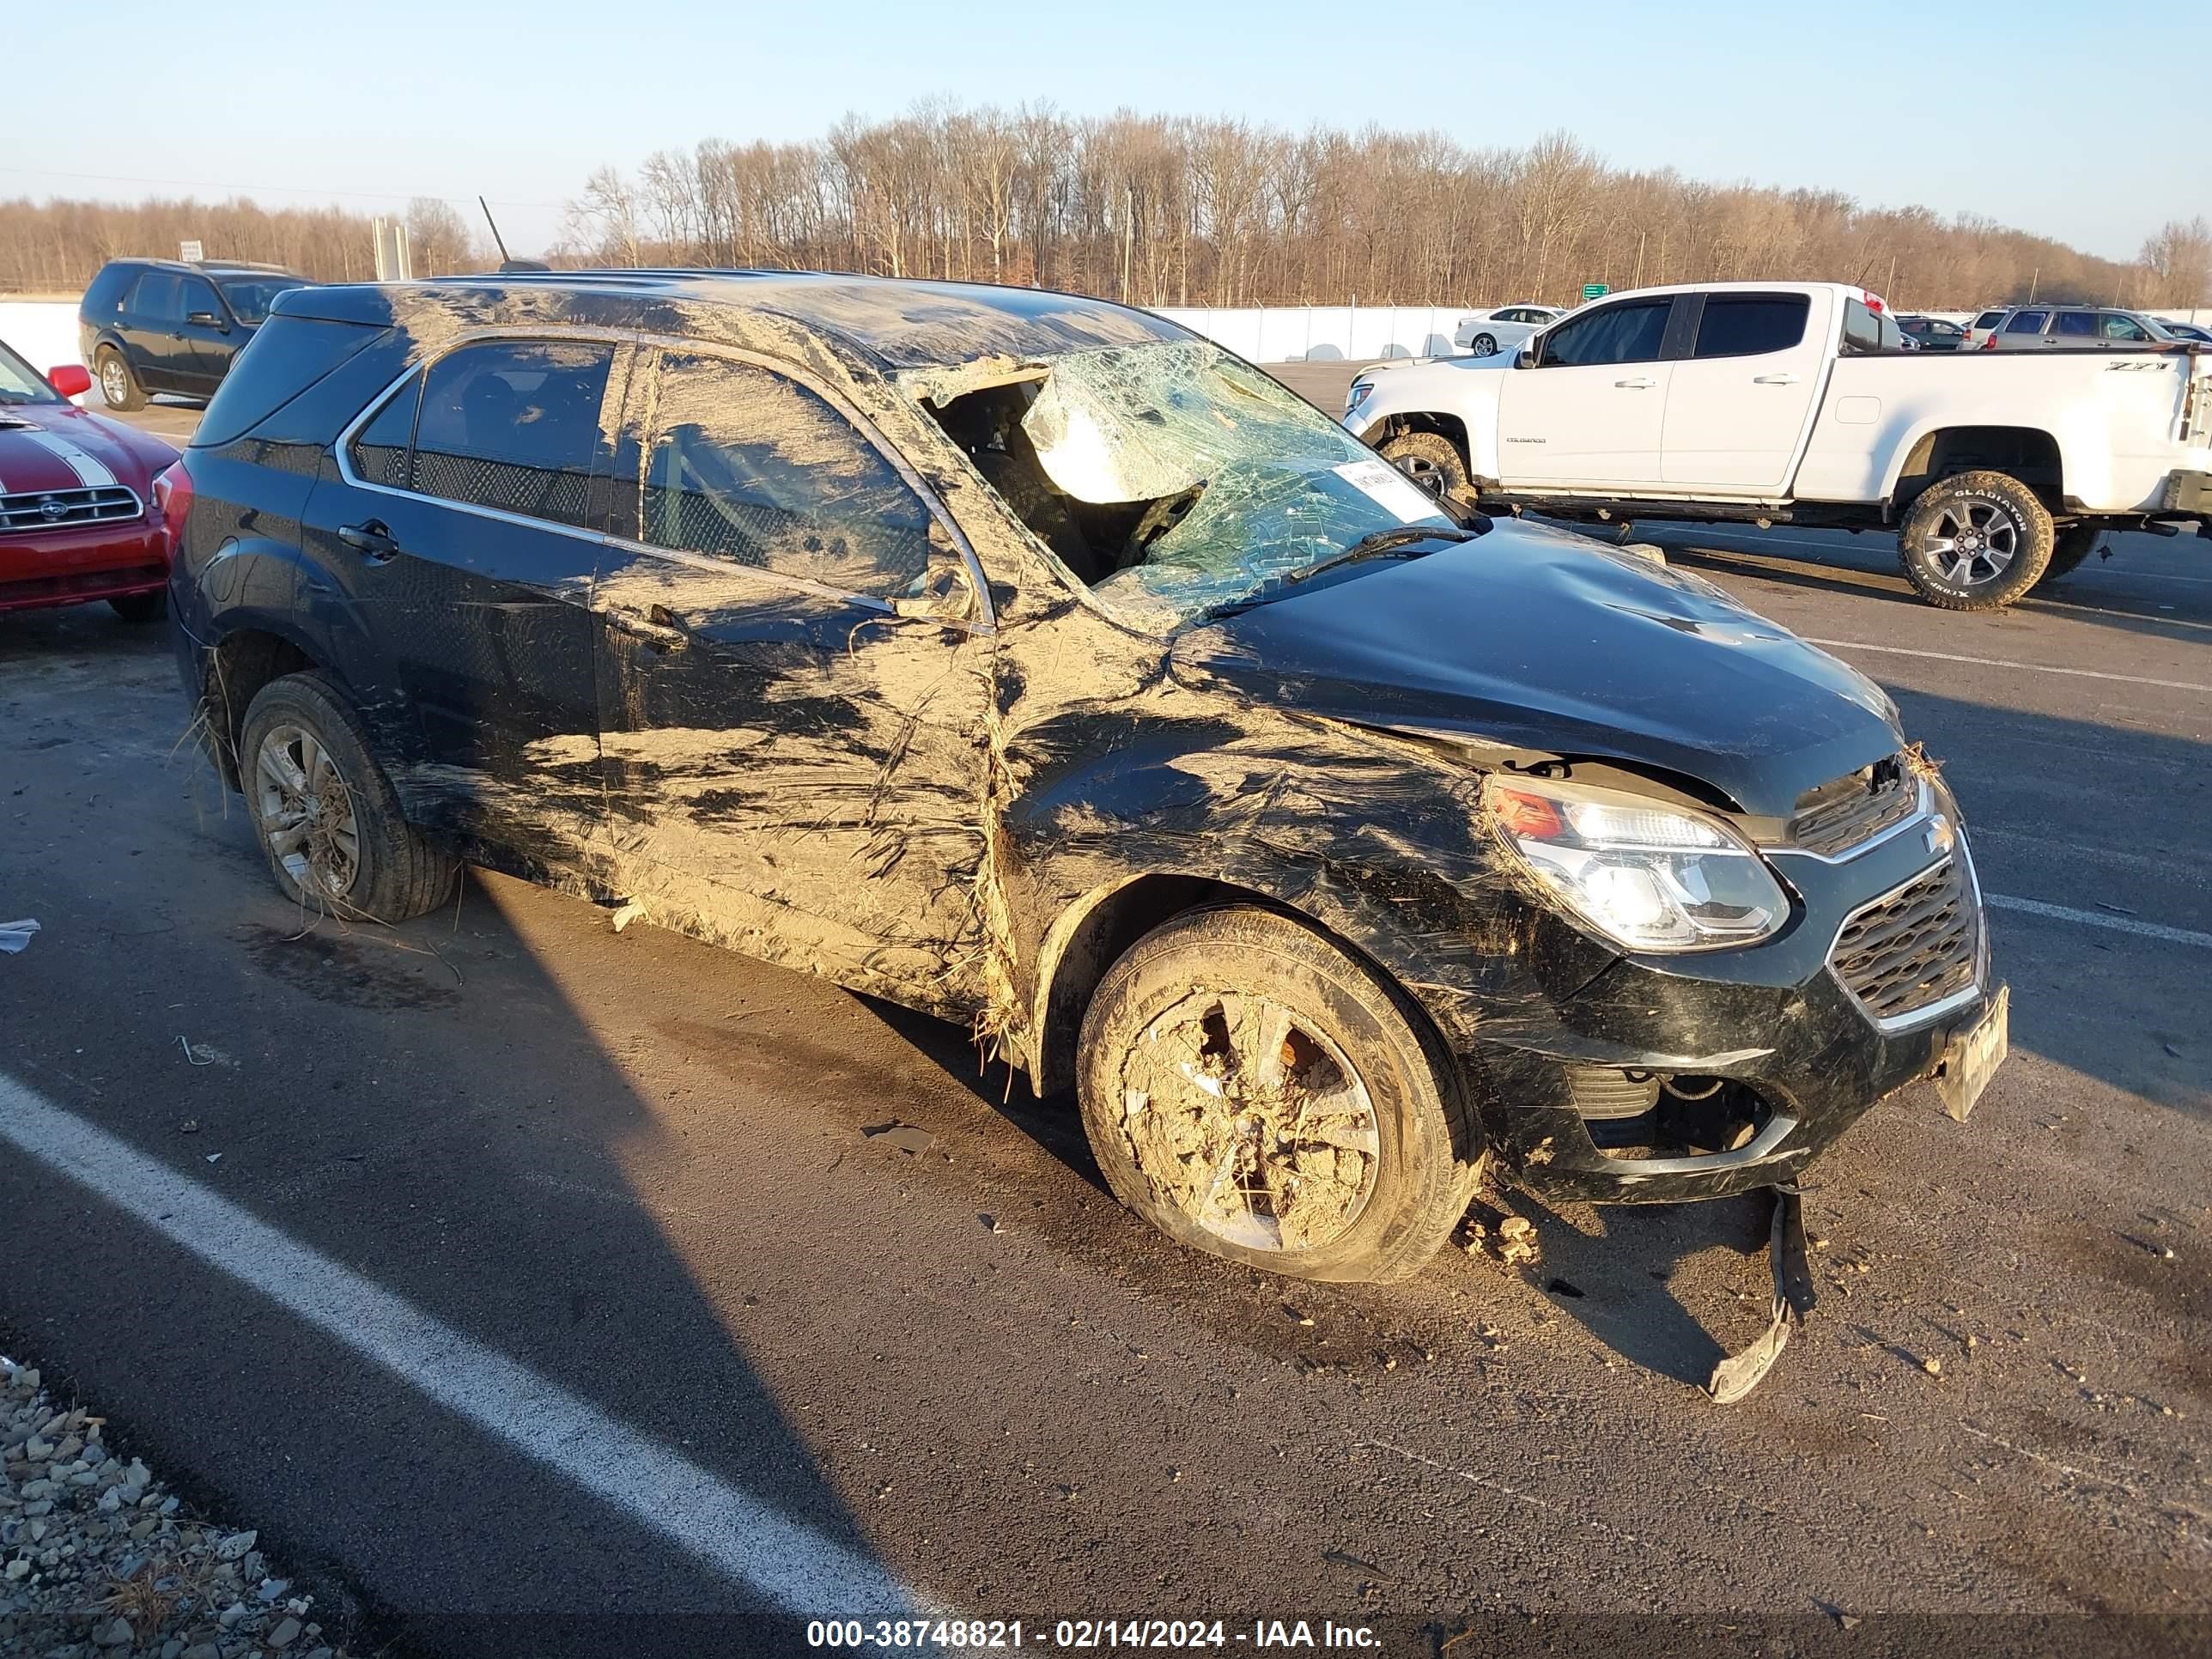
[166,272,2004,1295]
[78,258,310,410]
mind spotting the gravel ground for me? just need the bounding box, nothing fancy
[2,1358,353,1659]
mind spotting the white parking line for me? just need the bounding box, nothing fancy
[1802,638,2212,696]
[1986,893,2212,949]
[0,1073,926,1621]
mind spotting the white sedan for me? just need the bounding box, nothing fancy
[1449,303,1565,358]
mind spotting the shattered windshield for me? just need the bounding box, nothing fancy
[921,340,1459,632]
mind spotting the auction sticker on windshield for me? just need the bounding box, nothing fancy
[1334,459,1445,524]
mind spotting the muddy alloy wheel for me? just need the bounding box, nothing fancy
[1078,906,1483,1283]
[254,722,363,903]
[95,347,144,411]
[1376,429,1472,506]
[1471,332,1498,357]
[1897,470,2053,611]
[237,672,458,922]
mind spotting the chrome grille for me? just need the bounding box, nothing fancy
[1830,856,1980,1026]
[0,484,142,534]
[1791,756,1917,857]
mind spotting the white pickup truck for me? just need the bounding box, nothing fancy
[1342,281,2212,610]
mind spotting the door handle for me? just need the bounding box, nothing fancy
[1753,373,1802,385]
[606,605,690,653]
[337,520,401,563]
[1614,375,1656,388]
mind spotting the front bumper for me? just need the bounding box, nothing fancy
[0,520,167,614]
[1455,803,1998,1205]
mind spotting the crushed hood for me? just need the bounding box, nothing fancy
[1172,521,1901,817]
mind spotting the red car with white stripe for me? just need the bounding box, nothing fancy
[1,337,180,621]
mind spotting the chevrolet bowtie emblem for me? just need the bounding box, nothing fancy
[1925,815,1955,855]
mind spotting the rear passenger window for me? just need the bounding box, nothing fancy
[131,272,184,322]
[1693,295,1809,358]
[2055,312,2098,337]
[634,352,933,599]
[349,373,421,486]
[406,341,615,529]
[2005,311,2049,334]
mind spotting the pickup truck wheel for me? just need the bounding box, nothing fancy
[95,347,145,412]
[240,673,458,923]
[1377,430,1472,506]
[1897,471,2053,611]
[1077,906,1484,1284]
[2034,523,2101,589]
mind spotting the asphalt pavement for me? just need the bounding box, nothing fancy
[1,391,2207,1656]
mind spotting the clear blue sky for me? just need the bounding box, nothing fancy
[9,0,2205,261]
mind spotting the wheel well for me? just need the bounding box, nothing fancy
[203,629,316,789]
[1893,427,2063,514]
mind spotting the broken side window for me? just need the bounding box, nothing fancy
[634,352,933,600]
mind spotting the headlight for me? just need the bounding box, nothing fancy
[1485,775,1790,951]
[1344,379,1375,419]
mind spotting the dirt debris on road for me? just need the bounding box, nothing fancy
[1,1358,353,1659]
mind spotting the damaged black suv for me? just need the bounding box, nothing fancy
[169,271,2007,1291]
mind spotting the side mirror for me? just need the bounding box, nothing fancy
[889,529,978,624]
[46,365,92,398]
[1516,346,1538,368]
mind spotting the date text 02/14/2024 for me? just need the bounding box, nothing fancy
[806,1620,1382,1649]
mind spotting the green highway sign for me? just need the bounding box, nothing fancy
[1582,283,1608,301]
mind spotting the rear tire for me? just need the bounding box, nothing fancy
[107,591,167,623]
[1377,429,1473,507]
[1471,332,1498,357]
[1897,471,2053,611]
[94,347,145,412]
[1077,906,1483,1284]
[2034,522,2101,589]
[239,672,457,923]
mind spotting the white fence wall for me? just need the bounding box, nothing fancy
[1,301,88,398]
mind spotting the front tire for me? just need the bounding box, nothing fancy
[95,347,145,412]
[239,672,457,922]
[1897,471,2053,611]
[1377,429,1473,506]
[107,591,167,623]
[1077,906,1483,1284]
[2034,522,2101,589]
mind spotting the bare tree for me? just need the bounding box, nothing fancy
[2141,217,2212,309]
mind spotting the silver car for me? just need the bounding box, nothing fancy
[1982,305,2180,349]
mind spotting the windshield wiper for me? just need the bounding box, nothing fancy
[1284,525,1477,586]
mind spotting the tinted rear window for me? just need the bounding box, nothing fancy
[2004,311,2049,333]
[191,316,390,448]
[1693,295,1809,358]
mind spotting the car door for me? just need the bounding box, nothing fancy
[591,343,994,1012]
[175,273,235,392]
[2099,313,2157,349]
[1992,309,2050,349]
[1494,296,1676,487]
[2052,310,2100,349]
[1659,290,1826,495]
[307,334,624,850]
[117,271,188,391]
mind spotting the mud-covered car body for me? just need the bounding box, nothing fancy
[167,271,1998,1213]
